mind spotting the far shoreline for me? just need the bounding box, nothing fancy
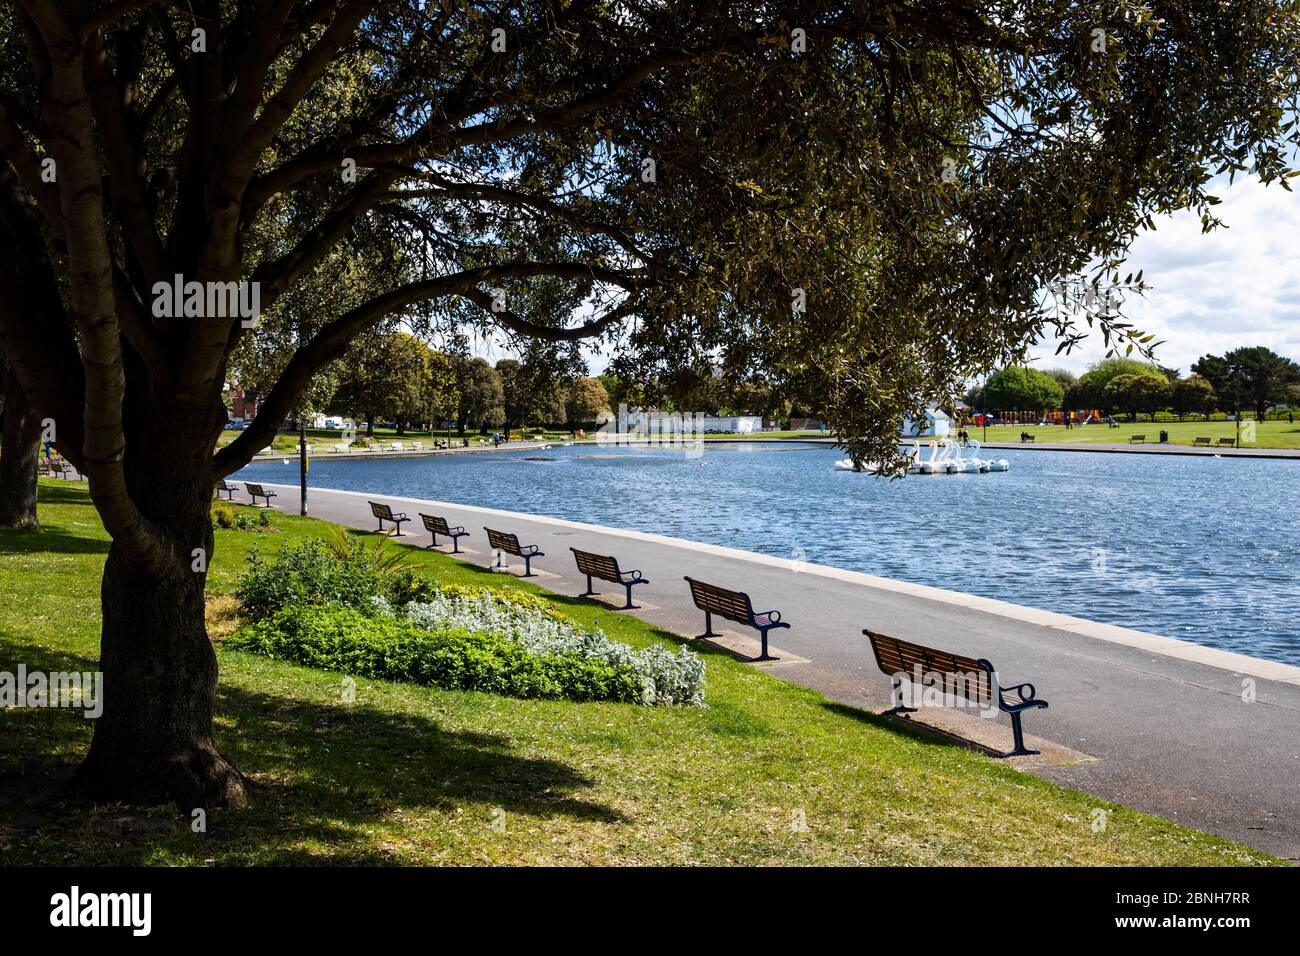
[248,433,1300,462]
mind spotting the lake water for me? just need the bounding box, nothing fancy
[237,442,1300,665]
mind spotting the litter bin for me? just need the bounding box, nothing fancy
[1159,429,1169,443]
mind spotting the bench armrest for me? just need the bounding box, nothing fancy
[393,512,409,520]
[450,526,466,535]
[755,609,784,625]
[522,544,540,555]
[1001,682,1040,703]
[620,569,645,583]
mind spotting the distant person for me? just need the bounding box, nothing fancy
[1290,411,1295,425]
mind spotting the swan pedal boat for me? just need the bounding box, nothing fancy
[834,439,1008,474]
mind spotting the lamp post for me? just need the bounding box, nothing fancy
[299,420,308,515]
[982,374,989,443]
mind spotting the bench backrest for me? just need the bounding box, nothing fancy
[369,501,396,521]
[1194,437,1211,445]
[571,548,620,581]
[1218,438,1235,445]
[246,483,266,495]
[864,630,991,705]
[485,527,522,555]
[218,479,236,491]
[422,513,451,535]
[684,577,755,625]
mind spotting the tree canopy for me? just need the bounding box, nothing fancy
[2,0,1298,807]
[982,366,1064,413]
[1194,347,1300,420]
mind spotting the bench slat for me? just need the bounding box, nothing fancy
[866,630,990,703]
[571,548,621,581]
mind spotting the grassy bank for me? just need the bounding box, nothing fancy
[973,419,1300,449]
[0,481,1278,866]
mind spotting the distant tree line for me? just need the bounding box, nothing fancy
[969,347,1300,423]
[230,333,613,438]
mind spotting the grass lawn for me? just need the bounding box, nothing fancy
[973,419,1300,449]
[0,480,1279,866]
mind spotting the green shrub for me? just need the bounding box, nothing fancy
[235,513,258,531]
[236,539,394,617]
[228,604,644,703]
[212,503,237,529]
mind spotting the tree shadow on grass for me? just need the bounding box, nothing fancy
[820,700,999,756]
[0,640,625,866]
[0,523,110,557]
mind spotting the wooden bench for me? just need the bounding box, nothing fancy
[420,513,468,553]
[215,479,237,500]
[369,501,408,535]
[1193,436,1212,446]
[683,576,789,662]
[245,483,277,507]
[1129,434,1145,443]
[864,629,1049,757]
[1019,432,1035,443]
[1217,437,1236,448]
[484,527,544,576]
[570,548,648,610]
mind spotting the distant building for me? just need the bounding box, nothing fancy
[227,385,257,421]
[901,408,951,438]
[699,415,763,434]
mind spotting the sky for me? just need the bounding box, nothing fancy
[476,174,1300,379]
[1026,174,1300,376]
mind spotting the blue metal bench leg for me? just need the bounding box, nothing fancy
[522,554,536,577]
[999,711,1040,758]
[451,535,463,554]
[754,626,778,663]
[427,532,438,550]
[884,677,918,715]
[580,573,598,598]
[697,611,719,640]
[621,583,639,611]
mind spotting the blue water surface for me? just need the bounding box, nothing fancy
[238,442,1300,664]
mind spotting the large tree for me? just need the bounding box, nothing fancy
[1170,374,1216,421]
[1199,347,1300,421]
[0,356,42,529]
[1,1,1297,808]
[1065,357,1168,414]
[1104,370,1171,421]
[983,366,1064,414]
[565,376,611,429]
[453,357,504,436]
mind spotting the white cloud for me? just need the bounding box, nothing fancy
[1029,176,1300,375]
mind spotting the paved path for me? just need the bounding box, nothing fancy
[255,482,1300,860]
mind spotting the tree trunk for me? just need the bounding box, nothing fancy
[73,410,247,809]
[0,363,41,530]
